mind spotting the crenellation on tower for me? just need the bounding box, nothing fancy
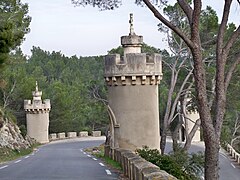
[24,100,50,113]
[105,53,162,86]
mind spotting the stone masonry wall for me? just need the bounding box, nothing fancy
[105,146,177,180]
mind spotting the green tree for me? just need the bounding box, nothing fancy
[0,0,31,67]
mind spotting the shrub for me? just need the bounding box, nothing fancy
[19,125,27,138]
[136,146,204,180]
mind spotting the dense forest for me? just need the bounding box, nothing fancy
[0,47,108,134]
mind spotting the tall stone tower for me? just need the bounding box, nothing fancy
[105,14,162,151]
[24,82,51,144]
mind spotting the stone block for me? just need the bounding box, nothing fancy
[49,133,57,140]
[92,131,101,137]
[133,160,153,180]
[127,155,142,179]
[79,131,88,137]
[114,148,121,163]
[143,170,177,180]
[104,145,111,158]
[122,151,137,177]
[131,158,146,180]
[67,132,77,138]
[111,148,116,160]
[57,132,65,139]
[141,165,163,180]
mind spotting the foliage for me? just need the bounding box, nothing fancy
[136,146,204,180]
[0,143,39,163]
[19,124,27,138]
[71,0,121,10]
[0,47,109,134]
[0,0,31,67]
[108,42,161,55]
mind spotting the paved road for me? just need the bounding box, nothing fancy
[0,137,119,180]
[1,137,240,180]
[165,139,240,180]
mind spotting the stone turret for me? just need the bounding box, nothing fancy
[24,82,51,143]
[105,14,162,151]
[179,92,201,142]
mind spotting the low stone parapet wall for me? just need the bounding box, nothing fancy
[227,144,240,164]
[49,131,103,141]
[67,132,77,138]
[105,146,177,180]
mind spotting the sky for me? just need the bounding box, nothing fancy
[20,0,240,57]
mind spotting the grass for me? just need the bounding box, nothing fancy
[101,156,122,170]
[86,144,122,170]
[0,143,40,164]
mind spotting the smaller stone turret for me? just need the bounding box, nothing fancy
[24,82,51,143]
[179,91,201,142]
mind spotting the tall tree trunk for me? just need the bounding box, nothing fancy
[183,119,200,151]
[172,121,182,152]
[204,135,220,180]
[160,128,167,154]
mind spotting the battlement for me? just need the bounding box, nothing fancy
[24,99,51,113]
[105,53,162,76]
[186,109,199,114]
[105,53,162,86]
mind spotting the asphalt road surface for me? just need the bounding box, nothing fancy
[1,137,240,180]
[0,137,119,180]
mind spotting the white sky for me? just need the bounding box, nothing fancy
[21,0,240,57]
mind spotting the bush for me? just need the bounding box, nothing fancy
[136,146,204,180]
[19,125,27,138]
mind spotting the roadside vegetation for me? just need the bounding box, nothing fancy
[85,144,122,171]
[136,146,204,180]
[0,143,40,164]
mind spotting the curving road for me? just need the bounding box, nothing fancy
[1,137,240,180]
[0,137,119,180]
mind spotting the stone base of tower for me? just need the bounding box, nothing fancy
[108,85,160,151]
[26,113,49,144]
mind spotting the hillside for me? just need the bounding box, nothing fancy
[0,111,35,160]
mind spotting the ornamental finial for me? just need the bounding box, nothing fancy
[129,13,135,35]
[35,81,38,92]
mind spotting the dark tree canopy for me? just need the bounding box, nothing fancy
[0,0,31,66]
[71,0,122,10]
